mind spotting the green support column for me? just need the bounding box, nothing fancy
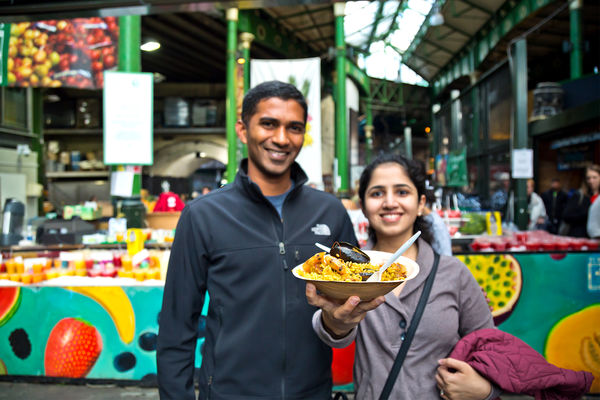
[239,32,254,159]
[511,38,529,230]
[117,15,142,196]
[365,98,373,164]
[31,88,44,215]
[226,8,238,183]
[450,90,461,151]
[569,0,583,80]
[334,2,349,194]
[431,104,441,157]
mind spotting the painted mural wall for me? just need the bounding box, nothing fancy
[0,252,598,392]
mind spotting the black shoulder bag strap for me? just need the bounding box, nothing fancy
[378,252,440,400]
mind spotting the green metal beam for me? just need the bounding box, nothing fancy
[238,10,313,57]
[117,15,142,197]
[511,38,528,230]
[334,3,348,194]
[422,38,454,55]
[366,0,385,53]
[569,0,582,79]
[226,8,238,183]
[31,88,44,214]
[345,60,370,96]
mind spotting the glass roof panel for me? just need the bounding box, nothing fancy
[346,0,434,85]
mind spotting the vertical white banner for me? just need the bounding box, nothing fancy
[250,58,322,186]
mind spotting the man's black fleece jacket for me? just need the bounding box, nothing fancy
[157,160,357,400]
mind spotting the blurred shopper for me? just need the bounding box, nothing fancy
[201,185,212,195]
[586,164,600,238]
[526,179,547,230]
[307,154,497,399]
[562,169,592,237]
[157,81,357,400]
[423,189,452,256]
[541,178,567,234]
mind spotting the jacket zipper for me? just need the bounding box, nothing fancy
[279,240,287,399]
[207,375,212,399]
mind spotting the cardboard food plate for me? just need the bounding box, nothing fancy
[293,250,419,301]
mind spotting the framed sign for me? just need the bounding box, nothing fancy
[103,71,153,165]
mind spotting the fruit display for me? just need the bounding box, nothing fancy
[7,17,118,89]
[457,254,522,325]
[545,305,600,393]
[0,248,168,284]
[470,230,599,252]
[44,317,103,378]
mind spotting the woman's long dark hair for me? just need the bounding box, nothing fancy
[358,153,433,246]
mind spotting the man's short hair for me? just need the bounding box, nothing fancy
[241,81,308,125]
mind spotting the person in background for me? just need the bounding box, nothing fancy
[541,178,568,234]
[201,185,212,195]
[423,189,452,256]
[157,81,357,400]
[562,168,593,238]
[153,181,185,212]
[586,164,600,238]
[307,153,497,399]
[526,179,547,231]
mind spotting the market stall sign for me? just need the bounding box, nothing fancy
[550,132,600,150]
[446,148,467,187]
[103,71,153,165]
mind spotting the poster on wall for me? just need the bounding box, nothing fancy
[250,58,322,187]
[2,17,118,89]
[103,71,153,165]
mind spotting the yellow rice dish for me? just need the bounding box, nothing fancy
[299,252,408,282]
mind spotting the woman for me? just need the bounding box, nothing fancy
[562,166,597,237]
[586,164,600,238]
[306,154,497,400]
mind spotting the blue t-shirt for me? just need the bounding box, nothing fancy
[265,183,294,217]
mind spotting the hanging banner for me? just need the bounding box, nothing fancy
[446,148,468,187]
[3,17,118,89]
[250,58,322,187]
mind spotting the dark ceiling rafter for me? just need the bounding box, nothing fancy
[421,38,454,55]
[143,17,224,64]
[304,5,327,52]
[453,0,493,16]
[277,4,331,21]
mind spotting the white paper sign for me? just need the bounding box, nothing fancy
[512,148,533,179]
[104,71,153,165]
[110,171,134,197]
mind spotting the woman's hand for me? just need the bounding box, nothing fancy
[305,283,385,338]
[436,358,492,400]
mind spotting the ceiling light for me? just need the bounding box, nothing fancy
[141,39,161,52]
[429,4,444,27]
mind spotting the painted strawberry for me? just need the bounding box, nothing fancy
[44,317,103,378]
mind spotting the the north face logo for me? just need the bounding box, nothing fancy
[311,224,331,236]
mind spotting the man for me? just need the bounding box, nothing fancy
[157,81,357,400]
[541,178,567,234]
